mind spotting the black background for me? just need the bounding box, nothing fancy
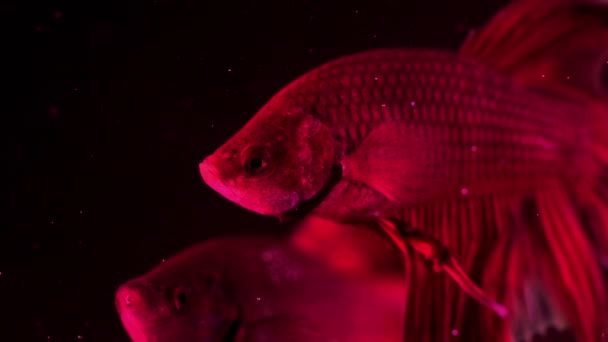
[4,0,506,340]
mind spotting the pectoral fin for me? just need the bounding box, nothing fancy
[342,123,455,206]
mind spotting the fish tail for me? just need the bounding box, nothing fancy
[460,0,608,100]
[513,192,607,341]
[461,0,608,339]
[460,0,608,136]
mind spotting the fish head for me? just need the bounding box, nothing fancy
[115,261,240,342]
[200,99,336,216]
[116,236,406,342]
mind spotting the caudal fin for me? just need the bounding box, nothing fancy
[460,0,608,102]
[459,0,608,340]
[505,192,606,342]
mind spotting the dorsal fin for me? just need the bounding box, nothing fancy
[460,0,608,101]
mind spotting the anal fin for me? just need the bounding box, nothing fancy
[508,271,569,342]
[377,217,509,318]
[504,191,608,342]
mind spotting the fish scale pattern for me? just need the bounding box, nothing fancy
[280,49,580,199]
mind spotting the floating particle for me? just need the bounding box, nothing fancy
[471,145,478,152]
[461,188,469,196]
[410,101,416,107]
[161,259,166,263]
[227,68,232,72]
[77,335,83,340]
[256,297,261,301]
[541,74,546,78]
[451,329,459,336]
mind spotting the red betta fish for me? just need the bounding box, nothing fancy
[115,236,405,342]
[200,0,608,340]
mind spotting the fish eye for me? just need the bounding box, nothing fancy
[173,288,187,312]
[242,147,270,174]
[251,157,264,169]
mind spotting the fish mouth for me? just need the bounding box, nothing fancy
[115,282,155,342]
[200,156,220,187]
[199,157,240,204]
[115,281,148,314]
[200,155,300,216]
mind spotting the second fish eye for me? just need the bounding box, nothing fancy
[174,288,187,311]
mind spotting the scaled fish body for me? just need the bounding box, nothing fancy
[115,236,405,342]
[200,0,608,340]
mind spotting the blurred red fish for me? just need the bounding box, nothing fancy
[289,215,404,277]
[115,236,405,342]
[200,0,608,340]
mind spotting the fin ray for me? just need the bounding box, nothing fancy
[460,0,608,100]
[341,123,454,206]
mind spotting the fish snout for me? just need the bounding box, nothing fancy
[199,156,220,186]
[116,281,155,342]
[115,281,147,314]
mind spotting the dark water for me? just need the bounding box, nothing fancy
[4,0,507,340]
